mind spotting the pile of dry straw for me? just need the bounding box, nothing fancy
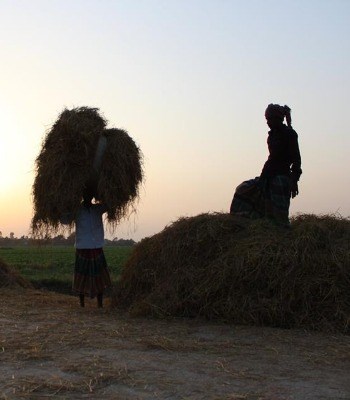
[113,213,350,333]
[32,107,143,236]
[0,259,32,289]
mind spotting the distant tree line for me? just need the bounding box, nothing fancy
[0,231,136,247]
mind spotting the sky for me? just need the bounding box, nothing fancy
[0,0,349,241]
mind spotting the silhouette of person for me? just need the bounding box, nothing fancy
[230,104,302,226]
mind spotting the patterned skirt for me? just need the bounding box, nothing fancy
[73,248,112,298]
[230,175,291,225]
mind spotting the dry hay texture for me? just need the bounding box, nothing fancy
[113,213,350,334]
[0,259,33,289]
[32,107,143,236]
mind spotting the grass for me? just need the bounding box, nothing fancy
[0,245,132,293]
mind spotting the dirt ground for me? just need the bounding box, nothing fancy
[0,288,349,400]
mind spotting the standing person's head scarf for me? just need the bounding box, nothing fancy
[265,104,292,127]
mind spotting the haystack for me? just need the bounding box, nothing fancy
[113,213,350,334]
[32,107,143,236]
[0,259,33,289]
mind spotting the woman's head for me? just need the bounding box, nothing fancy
[265,104,291,129]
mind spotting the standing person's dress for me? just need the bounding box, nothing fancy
[230,104,302,226]
[62,198,112,307]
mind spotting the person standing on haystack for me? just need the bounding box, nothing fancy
[230,103,302,226]
[62,188,112,308]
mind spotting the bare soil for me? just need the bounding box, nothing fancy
[0,288,349,400]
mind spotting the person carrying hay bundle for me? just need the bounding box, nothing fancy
[230,104,302,225]
[32,106,144,306]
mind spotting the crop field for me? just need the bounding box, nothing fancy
[0,245,132,293]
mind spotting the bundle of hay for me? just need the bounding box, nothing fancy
[32,107,143,236]
[113,213,350,334]
[0,259,33,289]
[97,128,143,226]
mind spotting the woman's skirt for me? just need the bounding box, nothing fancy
[73,248,112,298]
[230,175,291,225]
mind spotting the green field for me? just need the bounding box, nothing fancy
[0,245,133,293]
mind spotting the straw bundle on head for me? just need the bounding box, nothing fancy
[32,107,143,237]
[96,128,144,226]
[113,213,350,334]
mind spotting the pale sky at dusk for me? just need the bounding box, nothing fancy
[1,0,349,240]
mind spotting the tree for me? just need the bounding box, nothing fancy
[10,232,14,239]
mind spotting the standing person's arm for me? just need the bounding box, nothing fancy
[288,130,302,198]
